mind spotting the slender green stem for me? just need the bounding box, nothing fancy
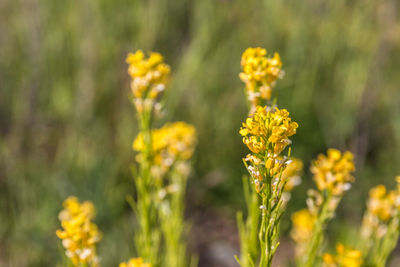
[303,193,332,267]
[134,108,160,265]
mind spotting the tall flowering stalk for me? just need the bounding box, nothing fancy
[238,105,298,267]
[291,149,356,267]
[56,196,102,267]
[133,122,197,267]
[126,50,196,267]
[126,50,170,265]
[236,47,301,267]
[358,176,400,266]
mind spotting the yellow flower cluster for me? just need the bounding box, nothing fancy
[240,106,298,155]
[367,184,397,221]
[323,244,363,267]
[291,209,316,256]
[56,196,101,266]
[361,177,400,239]
[133,122,197,175]
[119,257,152,267]
[240,106,298,193]
[239,47,283,109]
[311,149,355,195]
[126,50,171,112]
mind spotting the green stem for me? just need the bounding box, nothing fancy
[303,193,332,267]
[134,108,160,265]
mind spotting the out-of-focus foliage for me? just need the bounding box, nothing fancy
[0,0,399,266]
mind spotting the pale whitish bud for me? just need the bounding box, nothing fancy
[134,99,144,113]
[166,183,180,194]
[328,196,340,211]
[290,176,302,187]
[163,157,174,167]
[154,102,164,117]
[155,83,165,92]
[247,91,261,101]
[58,210,69,221]
[260,205,267,210]
[145,72,154,80]
[175,161,191,177]
[151,166,164,178]
[79,248,92,260]
[62,238,73,249]
[343,183,352,191]
[66,250,74,258]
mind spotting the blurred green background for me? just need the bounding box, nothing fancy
[1,0,400,266]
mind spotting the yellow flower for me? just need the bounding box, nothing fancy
[323,243,363,267]
[310,149,355,195]
[239,47,283,109]
[240,106,298,193]
[119,257,151,267]
[291,209,316,257]
[367,185,395,221]
[56,196,101,266]
[291,209,315,242]
[126,50,170,112]
[133,122,197,175]
[240,106,298,155]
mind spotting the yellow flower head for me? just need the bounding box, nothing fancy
[291,209,316,257]
[240,106,298,155]
[323,243,363,267]
[291,209,315,243]
[56,196,101,266]
[126,50,171,112]
[310,149,355,195]
[119,257,151,267]
[133,122,197,174]
[239,47,283,109]
[367,185,395,221]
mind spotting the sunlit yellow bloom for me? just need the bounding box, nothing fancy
[239,47,283,110]
[240,106,298,193]
[291,209,316,257]
[360,178,400,241]
[126,50,170,112]
[119,257,151,267]
[367,185,395,221]
[56,196,101,266]
[323,243,363,267]
[240,106,298,155]
[310,149,355,195]
[133,122,197,175]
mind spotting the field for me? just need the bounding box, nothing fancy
[1,0,400,266]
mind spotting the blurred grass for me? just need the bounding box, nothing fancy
[1,0,400,266]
